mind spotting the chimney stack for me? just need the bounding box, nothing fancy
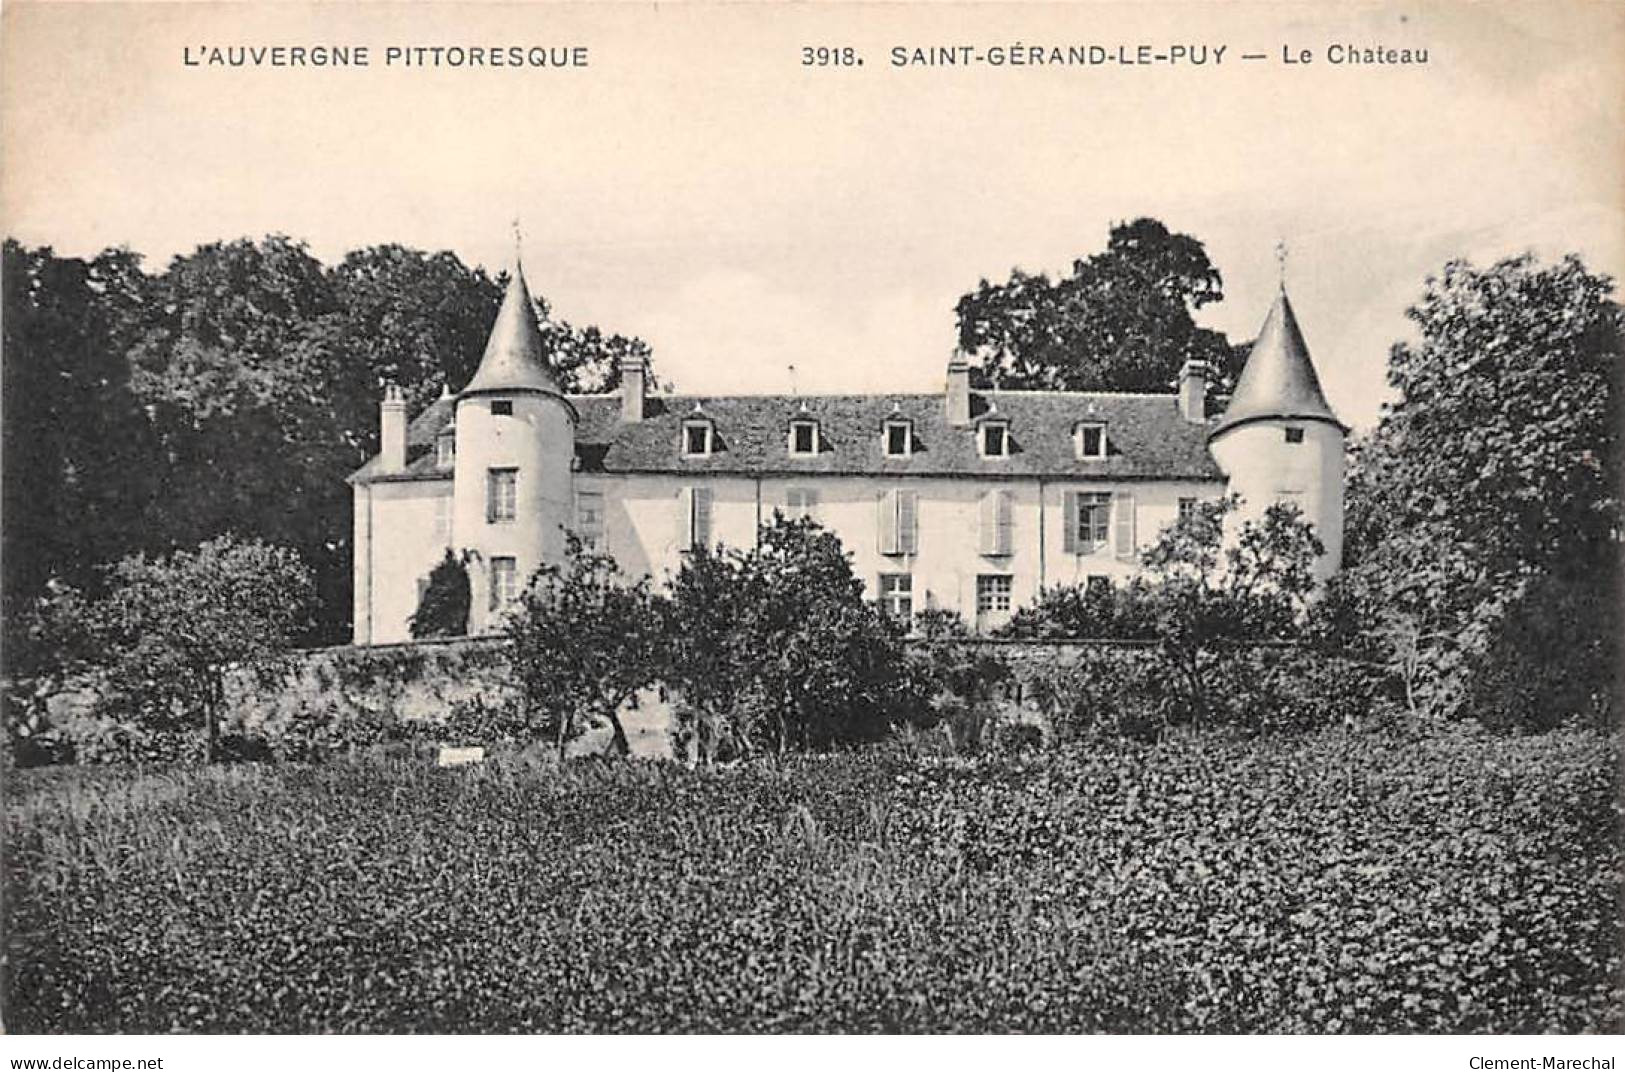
[380,383,407,472]
[1178,360,1209,423]
[946,353,971,426]
[620,352,646,422]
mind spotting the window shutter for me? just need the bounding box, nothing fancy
[677,487,695,549]
[694,487,713,549]
[899,490,918,554]
[1063,491,1079,555]
[979,491,997,555]
[1113,490,1136,559]
[877,490,899,555]
[995,490,1013,557]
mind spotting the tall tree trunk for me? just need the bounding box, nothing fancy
[607,708,631,757]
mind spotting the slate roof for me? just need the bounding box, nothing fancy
[350,388,1227,485]
[1211,288,1346,437]
[461,263,563,398]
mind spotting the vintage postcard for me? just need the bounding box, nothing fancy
[2,0,1621,1062]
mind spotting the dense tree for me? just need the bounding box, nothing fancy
[323,245,504,445]
[94,536,315,761]
[954,218,1239,393]
[1130,496,1323,727]
[2,242,164,607]
[666,514,918,761]
[1,236,655,648]
[1339,254,1622,722]
[505,536,669,758]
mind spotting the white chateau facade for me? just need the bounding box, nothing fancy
[348,258,1347,644]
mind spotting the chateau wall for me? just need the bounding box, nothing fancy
[586,473,1224,625]
[220,637,1178,760]
[353,480,454,645]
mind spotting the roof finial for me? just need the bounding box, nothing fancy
[788,363,798,398]
[1275,238,1288,291]
[511,216,524,271]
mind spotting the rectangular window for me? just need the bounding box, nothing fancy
[1284,426,1305,444]
[785,486,819,521]
[486,468,517,523]
[1178,496,1197,526]
[979,489,1014,557]
[490,399,514,417]
[980,423,1009,458]
[877,489,919,556]
[489,556,517,611]
[975,575,1013,628]
[576,489,604,548]
[885,422,911,458]
[683,422,712,457]
[678,486,713,551]
[1077,423,1107,459]
[1065,491,1111,553]
[878,573,913,621]
[434,494,452,540]
[790,420,818,456]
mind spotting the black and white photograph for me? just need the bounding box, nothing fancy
[0,0,1621,1058]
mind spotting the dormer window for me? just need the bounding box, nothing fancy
[979,421,1010,459]
[789,418,819,456]
[436,434,455,469]
[490,399,514,417]
[682,419,714,458]
[1075,422,1107,459]
[883,419,913,458]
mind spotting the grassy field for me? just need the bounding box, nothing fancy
[4,726,1620,1033]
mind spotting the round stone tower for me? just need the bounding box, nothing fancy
[452,258,577,632]
[1208,286,1348,582]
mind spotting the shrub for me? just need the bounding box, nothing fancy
[667,513,920,760]
[409,550,471,639]
[90,537,316,761]
[1469,571,1620,734]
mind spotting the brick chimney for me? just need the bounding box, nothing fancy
[621,352,646,422]
[379,383,407,472]
[1178,360,1209,423]
[946,353,971,426]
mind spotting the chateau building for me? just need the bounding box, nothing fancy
[348,257,1347,644]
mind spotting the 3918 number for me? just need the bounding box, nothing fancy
[801,47,862,67]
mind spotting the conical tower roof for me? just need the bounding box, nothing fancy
[461,261,561,397]
[1210,287,1346,439]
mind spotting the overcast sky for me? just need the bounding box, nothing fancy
[4,1,1621,430]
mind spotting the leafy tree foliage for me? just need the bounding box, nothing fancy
[1,237,654,646]
[94,536,315,760]
[954,218,1240,392]
[2,242,164,605]
[666,513,918,760]
[997,580,1158,640]
[409,550,471,639]
[1133,496,1324,727]
[505,536,670,758]
[323,245,504,443]
[1339,254,1622,723]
